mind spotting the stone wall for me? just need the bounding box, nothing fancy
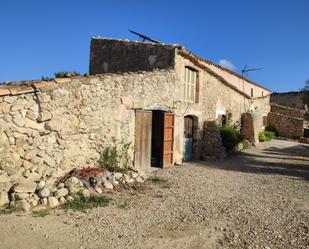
[267,104,305,139]
[268,112,304,139]
[270,92,305,110]
[270,104,305,118]
[175,53,270,146]
[0,70,183,205]
[90,38,176,75]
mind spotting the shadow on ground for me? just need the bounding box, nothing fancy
[195,140,309,182]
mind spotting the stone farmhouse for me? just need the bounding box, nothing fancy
[0,38,271,204]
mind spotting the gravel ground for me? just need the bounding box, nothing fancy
[0,139,308,249]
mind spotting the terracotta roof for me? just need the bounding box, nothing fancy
[0,80,62,97]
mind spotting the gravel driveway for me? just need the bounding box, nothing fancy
[0,139,308,249]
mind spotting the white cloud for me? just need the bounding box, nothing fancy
[218,59,237,71]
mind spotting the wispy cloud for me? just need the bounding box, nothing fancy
[218,59,236,71]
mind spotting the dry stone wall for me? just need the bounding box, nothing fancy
[271,92,305,110]
[270,104,305,118]
[0,70,178,208]
[267,104,305,139]
[268,112,304,139]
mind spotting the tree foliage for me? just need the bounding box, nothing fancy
[302,79,309,106]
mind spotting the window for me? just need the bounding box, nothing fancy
[251,88,254,97]
[184,67,198,102]
[262,91,264,96]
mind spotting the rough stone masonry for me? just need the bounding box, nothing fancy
[0,70,178,209]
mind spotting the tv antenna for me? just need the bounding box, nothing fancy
[240,65,262,109]
[128,29,160,44]
[241,65,262,78]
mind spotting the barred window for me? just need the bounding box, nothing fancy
[184,67,198,102]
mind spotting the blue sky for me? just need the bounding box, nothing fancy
[0,0,308,92]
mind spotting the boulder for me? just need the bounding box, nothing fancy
[13,181,37,193]
[16,200,31,212]
[15,193,29,200]
[0,191,9,206]
[0,174,8,183]
[13,115,25,127]
[26,172,41,182]
[94,186,103,194]
[59,197,66,204]
[131,172,139,179]
[48,197,59,208]
[82,189,91,198]
[57,183,65,189]
[0,157,16,175]
[65,177,83,194]
[66,196,74,202]
[103,181,113,190]
[38,187,50,198]
[29,199,38,207]
[54,188,69,198]
[124,174,134,184]
[136,176,144,183]
[41,198,48,206]
[113,172,123,180]
[37,181,46,190]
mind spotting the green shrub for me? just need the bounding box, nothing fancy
[98,138,131,173]
[265,126,277,136]
[259,130,276,142]
[264,130,276,140]
[220,126,241,152]
[259,132,266,142]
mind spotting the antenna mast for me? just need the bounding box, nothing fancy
[128,29,160,44]
[241,65,262,110]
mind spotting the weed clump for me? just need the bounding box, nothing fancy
[63,194,110,213]
[98,138,131,173]
[150,176,171,189]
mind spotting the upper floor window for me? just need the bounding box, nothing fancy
[184,67,198,102]
[251,88,254,97]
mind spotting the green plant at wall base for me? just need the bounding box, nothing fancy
[265,126,277,136]
[98,138,131,173]
[259,131,276,142]
[264,131,276,140]
[259,132,266,142]
[220,126,241,152]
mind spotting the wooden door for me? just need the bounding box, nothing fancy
[134,110,152,171]
[163,112,175,167]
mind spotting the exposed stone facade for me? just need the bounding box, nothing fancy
[0,38,272,209]
[268,105,304,139]
[271,92,305,110]
[90,38,176,74]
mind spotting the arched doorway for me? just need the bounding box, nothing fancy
[183,115,198,161]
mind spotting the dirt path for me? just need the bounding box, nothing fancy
[0,139,309,249]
